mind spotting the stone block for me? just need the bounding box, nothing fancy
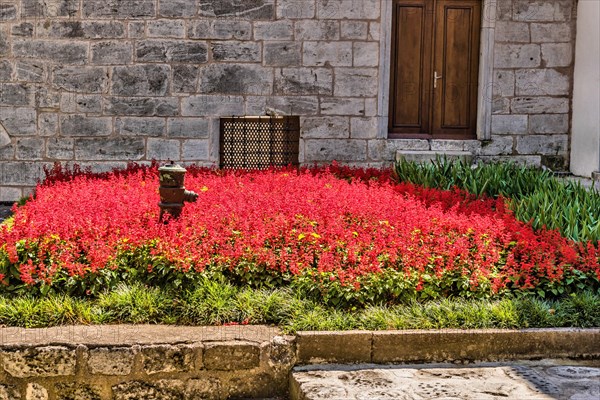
[264,42,302,66]
[494,44,540,68]
[1,346,76,378]
[265,96,319,115]
[159,0,197,17]
[38,113,58,137]
[182,95,244,117]
[320,97,365,116]
[22,0,78,17]
[0,107,36,135]
[12,40,87,64]
[136,40,208,63]
[0,30,8,57]
[0,161,47,185]
[91,41,133,65]
[0,61,12,81]
[46,137,74,160]
[112,65,170,97]
[491,115,528,135]
[61,115,112,137]
[167,118,210,139]
[541,43,572,67]
[516,134,568,155]
[52,66,108,93]
[305,139,367,162]
[479,135,514,156]
[147,20,185,38]
[295,21,339,41]
[529,114,569,134]
[26,382,48,400]
[277,0,315,19]
[515,69,570,96]
[204,341,261,370]
[369,22,381,41]
[182,139,209,160]
[147,138,180,161]
[83,0,155,18]
[513,0,573,22]
[173,65,199,93]
[54,383,103,400]
[353,42,379,67]
[350,117,379,139]
[316,0,380,20]
[364,98,378,117]
[302,116,349,139]
[296,331,372,364]
[493,70,515,98]
[0,83,34,106]
[35,21,86,39]
[334,68,378,97]
[61,94,103,114]
[397,151,473,164]
[368,139,430,161]
[15,61,44,83]
[0,187,21,202]
[212,41,261,62]
[116,117,165,136]
[275,68,332,96]
[494,21,530,42]
[199,64,273,95]
[104,97,179,117]
[185,379,220,400]
[12,22,34,37]
[141,344,196,374]
[254,21,294,40]
[35,88,60,108]
[0,4,17,21]
[199,0,274,19]
[341,21,368,40]
[16,137,44,160]
[112,380,185,400]
[128,22,146,39]
[82,21,126,39]
[303,41,352,67]
[511,97,569,114]
[531,23,572,43]
[492,97,511,114]
[430,139,464,152]
[75,138,145,161]
[188,20,252,40]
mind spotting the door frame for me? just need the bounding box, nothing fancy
[378,0,495,140]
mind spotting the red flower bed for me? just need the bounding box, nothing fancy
[0,163,598,303]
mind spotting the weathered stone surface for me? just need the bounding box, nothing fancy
[82,21,126,39]
[11,22,34,37]
[46,137,74,159]
[116,117,165,136]
[112,65,170,96]
[185,378,221,400]
[74,138,145,160]
[296,331,372,364]
[341,21,368,40]
[531,22,572,43]
[541,43,572,67]
[492,97,510,114]
[316,0,380,20]
[493,70,515,97]
[1,346,76,378]
[0,384,20,400]
[494,44,540,68]
[212,42,261,62]
[0,107,36,135]
[136,40,208,63]
[275,68,332,96]
[172,65,199,93]
[91,41,133,65]
[511,97,569,114]
[254,21,294,40]
[334,68,378,97]
[0,30,8,58]
[516,134,568,155]
[183,139,210,160]
[128,22,145,39]
[104,97,179,117]
[141,344,196,374]
[264,42,302,66]
[16,138,44,160]
[61,115,112,136]
[167,118,210,138]
[147,20,185,38]
[38,113,58,136]
[0,187,21,202]
[0,162,47,185]
[147,138,180,161]
[15,61,44,83]
[199,64,273,95]
[0,83,33,106]
[491,114,528,134]
[204,341,261,370]
[52,66,108,93]
[368,139,429,160]
[277,0,315,19]
[199,0,274,19]
[35,88,60,108]
[60,93,103,114]
[82,0,155,18]
[303,41,352,67]
[188,20,252,40]
[36,20,124,39]
[159,0,197,17]
[479,135,514,155]
[513,0,573,22]
[494,21,530,42]
[305,139,367,162]
[22,0,78,17]
[529,114,569,134]
[515,69,570,96]
[55,383,101,400]
[350,117,379,139]
[182,95,244,116]
[0,4,17,21]
[35,21,86,39]
[368,22,380,41]
[302,117,349,139]
[112,380,185,400]
[295,21,339,41]
[353,42,379,67]
[320,97,365,116]
[26,382,48,400]
[12,40,87,64]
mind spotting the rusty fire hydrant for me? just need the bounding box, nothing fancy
[158,162,198,221]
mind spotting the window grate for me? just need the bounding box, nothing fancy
[219,116,300,169]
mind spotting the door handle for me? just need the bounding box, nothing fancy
[434,71,442,89]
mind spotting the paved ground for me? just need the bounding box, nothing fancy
[291,360,600,400]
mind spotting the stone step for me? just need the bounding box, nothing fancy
[396,150,473,164]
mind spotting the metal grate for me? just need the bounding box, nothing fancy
[219,116,300,169]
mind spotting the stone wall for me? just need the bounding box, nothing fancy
[0,0,578,200]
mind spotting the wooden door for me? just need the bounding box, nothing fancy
[389,0,481,139]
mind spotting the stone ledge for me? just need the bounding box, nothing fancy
[395,150,473,164]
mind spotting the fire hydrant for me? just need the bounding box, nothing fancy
[158,162,198,221]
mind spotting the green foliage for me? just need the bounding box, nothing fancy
[394,157,600,243]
